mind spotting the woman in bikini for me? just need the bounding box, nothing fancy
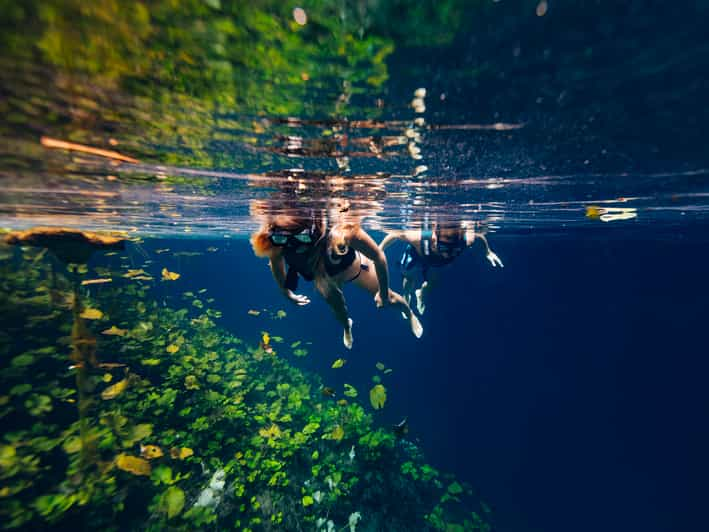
[379,221,504,315]
[251,211,422,349]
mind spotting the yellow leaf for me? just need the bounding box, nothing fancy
[102,373,113,383]
[261,332,270,345]
[259,424,282,439]
[115,453,151,476]
[124,268,148,278]
[101,325,127,336]
[331,425,344,441]
[161,268,180,281]
[331,358,346,369]
[585,205,602,219]
[80,308,103,320]
[369,384,387,410]
[166,344,179,354]
[101,378,128,400]
[169,446,193,460]
[81,278,112,286]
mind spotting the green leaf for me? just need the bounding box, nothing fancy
[301,495,314,507]
[62,436,82,454]
[152,464,174,485]
[160,486,185,518]
[447,481,463,495]
[369,384,387,410]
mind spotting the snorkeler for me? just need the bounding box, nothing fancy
[251,212,422,349]
[379,221,503,315]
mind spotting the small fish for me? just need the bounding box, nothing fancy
[393,417,409,437]
[321,387,336,398]
[140,444,164,460]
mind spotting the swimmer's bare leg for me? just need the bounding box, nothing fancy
[388,290,423,338]
[316,279,353,349]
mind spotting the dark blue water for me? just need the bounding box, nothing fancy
[3,0,709,530]
[141,232,709,532]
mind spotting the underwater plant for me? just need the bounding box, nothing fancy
[0,241,492,531]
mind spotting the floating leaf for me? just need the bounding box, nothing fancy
[140,444,164,459]
[331,358,346,369]
[169,447,193,460]
[184,375,199,390]
[101,325,127,336]
[141,358,161,366]
[161,268,180,281]
[369,384,387,410]
[159,486,185,518]
[25,394,52,416]
[131,424,153,441]
[152,464,173,485]
[11,353,34,367]
[372,375,381,384]
[447,481,463,495]
[102,373,112,383]
[166,344,179,354]
[302,422,320,435]
[343,384,358,398]
[375,362,385,371]
[80,308,103,320]
[275,310,286,319]
[115,453,151,476]
[247,309,261,316]
[62,436,82,454]
[302,495,314,507]
[383,368,393,375]
[261,332,270,345]
[259,424,282,439]
[290,340,301,348]
[330,425,344,441]
[81,278,112,286]
[124,268,148,278]
[101,378,128,400]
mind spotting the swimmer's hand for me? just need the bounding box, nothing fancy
[374,290,396,308]
[285,289,310,306]
[486,250,504,268]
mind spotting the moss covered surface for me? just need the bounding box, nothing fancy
[0,242,492,531]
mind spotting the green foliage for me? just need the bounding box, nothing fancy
[0,246,492,531]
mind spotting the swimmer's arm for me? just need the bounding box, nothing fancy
[268,250,288,292]
[269,250,311,303]
[351,228,390,298]
[379,229,421,250]
[466,231,504,268]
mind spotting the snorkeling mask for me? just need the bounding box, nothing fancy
[268,221,320,248]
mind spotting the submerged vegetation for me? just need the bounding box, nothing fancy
[0,239,491,531]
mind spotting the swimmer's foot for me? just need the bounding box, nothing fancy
[409,313,423,338]
[343,318,353,349]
